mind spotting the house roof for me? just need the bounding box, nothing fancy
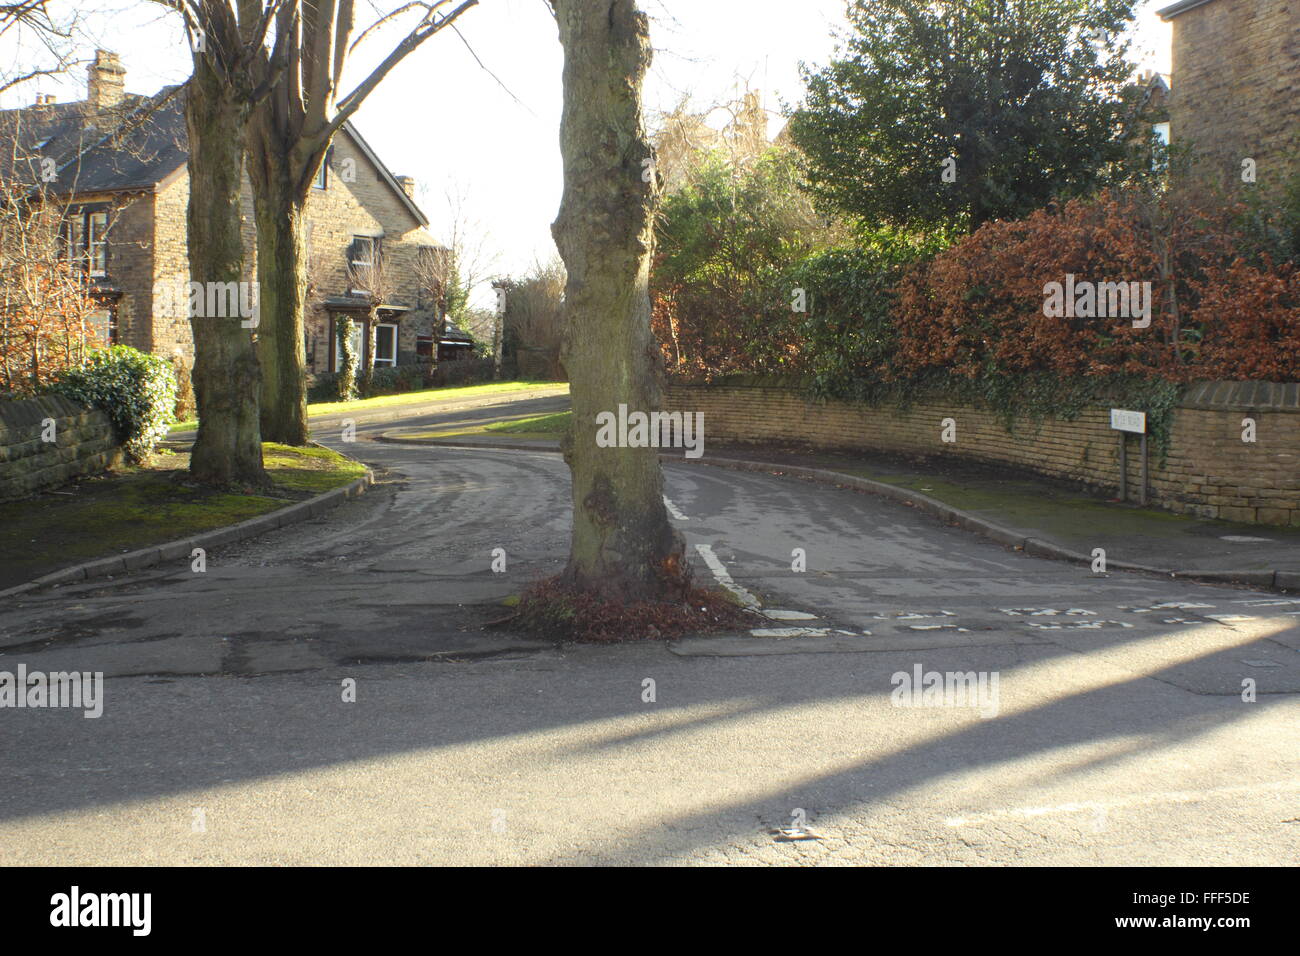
[339,120,428,228]
[440,325,474,344]
[1157,0,1218,20]
[1,80,431,230]
[0,86,186,195]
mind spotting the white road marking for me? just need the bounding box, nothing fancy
[1000,608,1097,617]
[692,546,828,636]
[693,543,758,609]
[662,495,688,521]
[869,610,957,620]
[762,609,820,621]
[1027,620,1133,630]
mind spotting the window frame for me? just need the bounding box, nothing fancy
[347,235,381,296]
[329,314,368,373]
[63,205,109,277]
[312,149,329,191]
[373,322,398,368]
[86,209,108,277]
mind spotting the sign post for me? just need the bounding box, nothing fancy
[1110,409,1147,505]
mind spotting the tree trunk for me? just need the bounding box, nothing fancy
[251,171,310,444]
[551,0,685,601]
[492,312,503,380]
[184,55,267,487]
[360,312,377,396]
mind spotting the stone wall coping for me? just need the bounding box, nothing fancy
[667,379,1300,413]
[0,394,99,429]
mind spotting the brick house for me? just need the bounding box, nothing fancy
[0,50,467,382]
[1157,0,1300,189]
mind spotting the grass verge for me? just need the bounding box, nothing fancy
[169,380,567,434]
[398,410,571,443]
[0,442,365,590]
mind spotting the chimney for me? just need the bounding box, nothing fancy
[396,175,416,199]
[87,50,125,114]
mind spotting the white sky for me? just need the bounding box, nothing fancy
[4,0,1172,295]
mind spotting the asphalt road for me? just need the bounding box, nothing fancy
[0,413,1297,865]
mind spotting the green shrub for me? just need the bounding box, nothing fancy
[307,373,341,404]
[792,237,938,402]
[54,346,176,461]
[335,316,358,401]
[361,364,426,397]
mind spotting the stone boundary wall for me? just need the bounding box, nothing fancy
[0,395,123,501]
[664,381,1300,527]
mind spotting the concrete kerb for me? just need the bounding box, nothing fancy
[0,465,374,600]
[377,435,1292,594]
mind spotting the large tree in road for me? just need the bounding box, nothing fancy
[170,0,285,486]
[550,0,686,601]
[247,0,476,445]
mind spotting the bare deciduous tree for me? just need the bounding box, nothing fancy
[158,0,289,487]
[0,172,101,394]
[247,0,478,445]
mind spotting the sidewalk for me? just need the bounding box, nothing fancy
[380,426,1300,579]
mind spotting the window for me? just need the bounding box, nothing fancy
[312,151,329,190]
[86,308,116,345]
[86,210,107,276]
[64,207,108,276]
[348,236,380,295]
[350,236,378,268]
[1151,122,1171,173]
[374,323,398,368]
[330,316,365,372]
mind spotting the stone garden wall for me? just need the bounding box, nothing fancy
[0,395,122,501]
[664,381,1300,527]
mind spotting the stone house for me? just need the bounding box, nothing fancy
[0,50,467,383]
[1157,0,1300,189]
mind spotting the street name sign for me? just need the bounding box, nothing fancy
[1110,409,1146,434]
